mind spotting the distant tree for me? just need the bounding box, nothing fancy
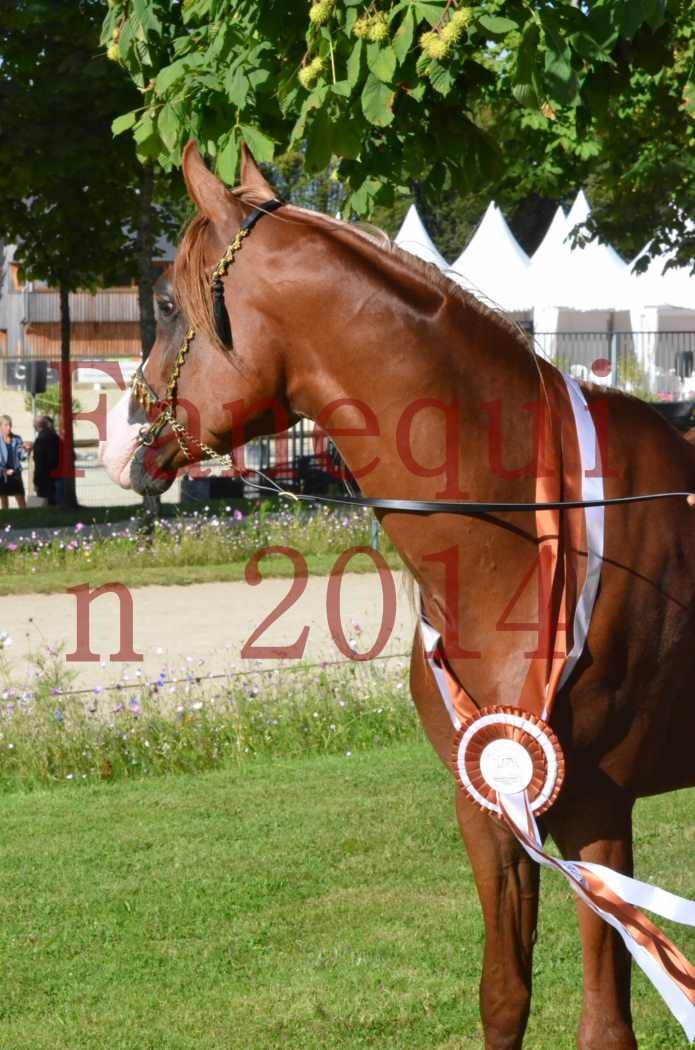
[0,1,179,506]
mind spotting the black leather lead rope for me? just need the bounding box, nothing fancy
[276,490,694,515]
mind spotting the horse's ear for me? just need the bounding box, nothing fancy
[182,140,239,225]
[240,141,276,197]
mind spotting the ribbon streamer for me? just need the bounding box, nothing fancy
[499,792,695,1042]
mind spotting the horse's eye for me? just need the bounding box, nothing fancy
[157,297,177,320]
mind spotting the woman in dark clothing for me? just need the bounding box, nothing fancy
[31,415,60,506]
[0,414,27,509]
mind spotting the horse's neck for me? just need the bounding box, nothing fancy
[282,232,542,504]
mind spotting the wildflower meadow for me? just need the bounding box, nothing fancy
[0,624,417,791]
[0,502,400,594]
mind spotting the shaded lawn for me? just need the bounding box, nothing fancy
[0,551,404,595]
[0,740,693,1049]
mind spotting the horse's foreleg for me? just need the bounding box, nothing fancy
[545,786,637,1050]
[456,792,540,1050]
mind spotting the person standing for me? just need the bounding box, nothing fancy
[0,414,28,509]
[31,415,60,506]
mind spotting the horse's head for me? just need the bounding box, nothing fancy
[101,141,296,495]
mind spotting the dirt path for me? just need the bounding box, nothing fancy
[2,573,416,691]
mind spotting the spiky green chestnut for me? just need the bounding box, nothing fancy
[368,14,389,42]
[309,0,333,26]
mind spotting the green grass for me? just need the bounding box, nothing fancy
[0,550,403,595]
[0,741,692,1049]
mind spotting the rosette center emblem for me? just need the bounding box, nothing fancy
[452,706,565,816]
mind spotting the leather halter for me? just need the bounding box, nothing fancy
[131,197,283,457]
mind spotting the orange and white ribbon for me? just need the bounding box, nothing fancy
[499,791,695,1042]
[421,373,695,1041]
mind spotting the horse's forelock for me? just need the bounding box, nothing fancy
[172,188,291,356]
[173,214,229,355]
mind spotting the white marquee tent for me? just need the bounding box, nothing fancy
[629,238,695,393]
[530,205,567,274]
[448,202,533,323]
[530,191,641,381]
[394,204,449,271]
[394,193,695,395]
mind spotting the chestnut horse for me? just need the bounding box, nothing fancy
[102,143,695,1049]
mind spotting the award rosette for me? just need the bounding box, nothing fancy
[452,705,565,817]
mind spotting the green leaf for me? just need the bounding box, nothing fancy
[290,84,329,143]
[132,0,162,36]
[515,21,540,83]
[133,113,162,161]
[157,103,179,152]
[367,43,397,83]
[305,107,334,171]
[393,8,415,64]
[238,124,275,163]
[332,113,363,159]
[478,15,518,35]
[118,17,134,65]
[331,80,352,97]
[111,110,139,136]
[685,80,695,118]
[545,47,573,84]
[225,67,250,108]
[248,68,271,90]
[512,82,539,108]
[277,69,300,115]
[428,62,453,96]
[100,7,118,48]
[361,73,395,126]
[133,112,156,144]
[155,58,192,95]
[216,128,240,184]
[347,177,380,215]
[346,39,363,89]
[415,3,445,28]
[544,51,579,105]
[608,0,651,40]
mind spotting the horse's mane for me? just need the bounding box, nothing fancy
[174,186,537,368]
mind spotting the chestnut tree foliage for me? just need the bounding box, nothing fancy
[103,0,695,266]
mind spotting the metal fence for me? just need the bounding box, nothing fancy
[532,331,695,397]
[5,329,695,507]
[6,330,695,394]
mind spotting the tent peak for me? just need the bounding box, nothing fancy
[394,204,449,271]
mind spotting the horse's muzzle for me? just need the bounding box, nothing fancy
[130,445,177,496]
